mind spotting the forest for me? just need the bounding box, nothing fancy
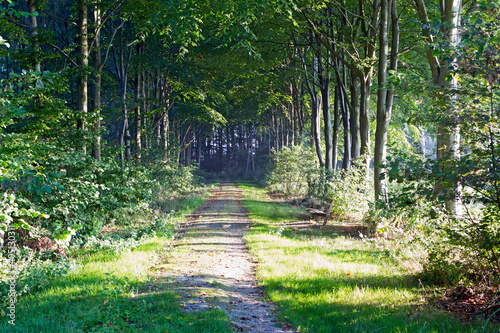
[1,0,500,331]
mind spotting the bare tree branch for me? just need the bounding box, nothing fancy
[49,43,78,67]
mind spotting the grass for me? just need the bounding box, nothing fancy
[238,181,497,333]
[0,186,231,333]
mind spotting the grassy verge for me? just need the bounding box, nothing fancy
[1,185,231,333]
[239,181,496,333]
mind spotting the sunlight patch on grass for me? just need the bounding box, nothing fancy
[239,182,491,333]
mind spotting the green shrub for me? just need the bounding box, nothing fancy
[266,146,317,196]
[0,249,77,304]
[306,160,373,221]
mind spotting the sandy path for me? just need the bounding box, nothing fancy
[157,182,294,332]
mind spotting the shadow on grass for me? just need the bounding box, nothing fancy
[269,292,474,333]
[2,271,231,333]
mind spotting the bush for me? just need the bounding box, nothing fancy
[325,165,372,221]
[0,249,77,304]
[266,146,317,196]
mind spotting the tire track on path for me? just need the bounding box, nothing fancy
[157,181,294,332]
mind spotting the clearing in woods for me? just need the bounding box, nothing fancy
[156,182,294,332]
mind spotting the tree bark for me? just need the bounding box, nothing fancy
[91,5,101,161]
[27,0,40,72]
[374,0,391,204]
[332,85,341,170]
[319,66,333,171]
[134,61,142,161]
[350,73,361,159]
[77,0,88,154]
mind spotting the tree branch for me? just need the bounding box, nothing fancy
[49,43,78,67]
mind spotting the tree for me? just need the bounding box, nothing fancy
[410,0,463,216]
[374,0,399,203]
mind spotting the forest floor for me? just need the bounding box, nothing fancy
[154,181,295,333]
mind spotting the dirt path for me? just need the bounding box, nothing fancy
[157,182,294,332]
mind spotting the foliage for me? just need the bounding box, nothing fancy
[379,8,500,286]
[306,159,372,221]
[266,145,317,196]
[0,249,77,303]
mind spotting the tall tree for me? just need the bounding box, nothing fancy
[77,0,88,154]
[411,0,463,216]
[374,0,399,203]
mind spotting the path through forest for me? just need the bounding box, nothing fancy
[157,182,294,332]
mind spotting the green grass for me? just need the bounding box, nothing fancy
[238,181,497,333]
[1,186,231,332]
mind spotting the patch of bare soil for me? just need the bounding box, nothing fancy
[155,182,295,332]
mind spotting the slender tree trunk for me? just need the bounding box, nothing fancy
[142,70,148,150]
[134,66,142,161]
[360,78,371,159]
[341,83,351,169]
[162,111,168,151]
[186,128,192,165]
[197,126,202,165]
[360,0,380,171]
[115,43,131,162]
[291,81,299,145]
[374,0,390,203]
[320,72,333,171]
[27,0,40,72]
[332,85,340,170]
[245,126,254,177]
[91,5,102,161]
[218,127,223,166]
[77,0,88,154]
[350,73,361,159]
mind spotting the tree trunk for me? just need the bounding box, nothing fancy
[134,46,142,161]
[360,78,371,160]
[91,5,101,161]
[374,0,390,203]
[413,0,463,216]
[27,0,40,72]
[438,1,462,216]
[332,85,341,170]
[341,78,351,169]
[113,32,131,162]
[245,127,254,177]
[320,71,333,171]
[197,126,202,165]
[142,70,148,150]
[350,73,361,159]
[77,0,88,154]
